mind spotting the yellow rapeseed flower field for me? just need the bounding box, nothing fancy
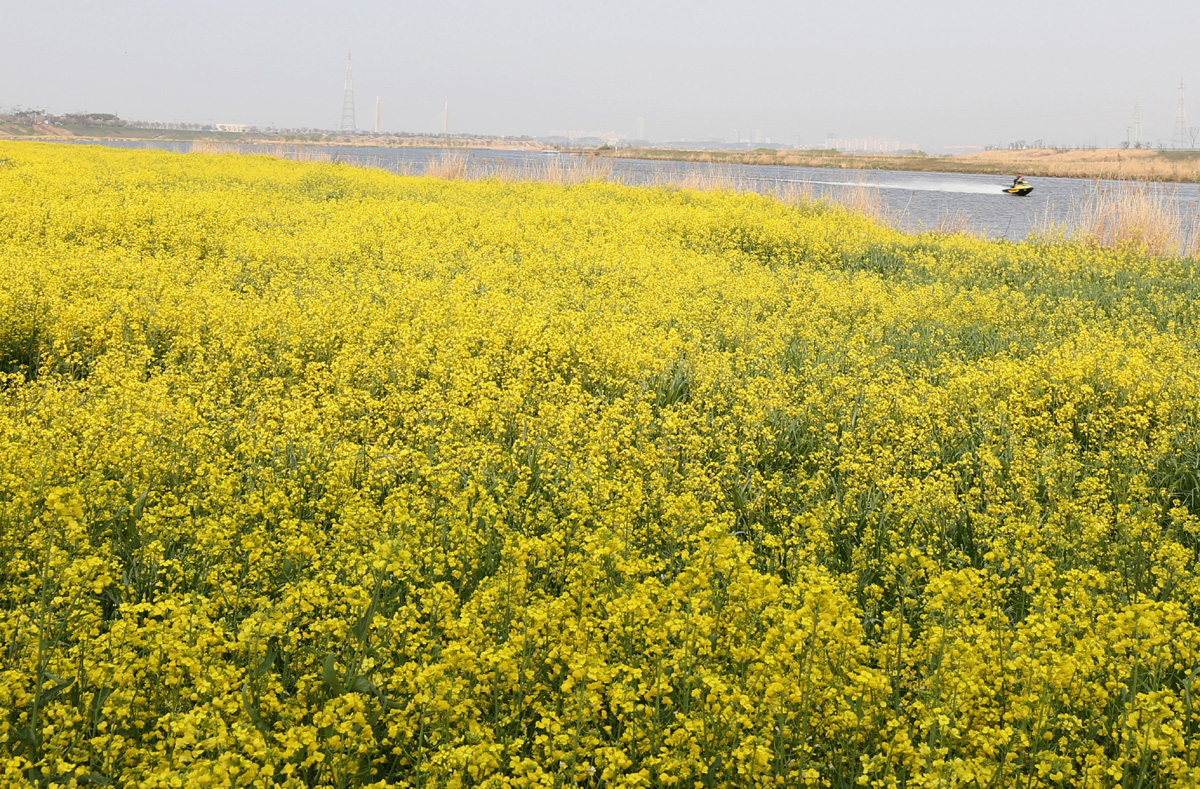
[2,141,1200,788]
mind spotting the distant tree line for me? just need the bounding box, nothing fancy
[984,140,1098,152]
[0,107,536,142]
[2,109,128,127]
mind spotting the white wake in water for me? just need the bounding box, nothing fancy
[783,178,1007,195]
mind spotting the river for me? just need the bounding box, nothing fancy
[54,140,1200,244]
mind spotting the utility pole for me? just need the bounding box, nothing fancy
[1175,80,1188,149]
[340,52,356,133]
[443,101,449,136]
[374,96,380,134]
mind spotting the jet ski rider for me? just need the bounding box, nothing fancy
[1013,174,1027,187]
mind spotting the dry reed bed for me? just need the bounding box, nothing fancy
[958,148,1200,182]
[191,140,335,163]
[1062,183,1200,257]
[613,146,1200,183]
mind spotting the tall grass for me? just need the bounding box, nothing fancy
[958,147,1200,182]
[190,140,243,156]
[1067,181,1200,257]
[669,164,750,193]
[931,210,976,236]
[423,150,471,180]
[261,144,335,164]
[539,153,614,184]
[420,151,614,184]
[773,179,815,207]
[191,140,334,163]
[834,179,902,227]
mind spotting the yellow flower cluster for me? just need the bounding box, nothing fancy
[2,141,1200,787]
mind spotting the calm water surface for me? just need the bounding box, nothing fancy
[59,140,1200,243]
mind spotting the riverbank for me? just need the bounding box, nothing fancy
[0,121,545,151]
[10,119,1199,181]
[606,146,1200,183]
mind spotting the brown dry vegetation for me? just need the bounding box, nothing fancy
[0,123,75,139]
[190,140,337,164]
[958,148,1200,182]
[1059,182,1200,257]
[610,146,1200,183]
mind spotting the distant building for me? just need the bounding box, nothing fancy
[824,135,919,153]
[216,123,247,133]
[548,129,625,146]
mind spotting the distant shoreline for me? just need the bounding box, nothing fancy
[0,122,548,152]
[603,146,1200,183]
[6,123,1200,182]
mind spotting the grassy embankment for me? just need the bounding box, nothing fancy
[0,123,254,143]
[2,141,1200,787]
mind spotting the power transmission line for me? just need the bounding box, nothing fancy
[341,52,356,133]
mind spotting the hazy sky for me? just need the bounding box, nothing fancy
[4,0,1199,151]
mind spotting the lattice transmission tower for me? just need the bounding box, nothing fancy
[341,52,356,133]
[1174,80,1187,149]
[1132,104,1143,148]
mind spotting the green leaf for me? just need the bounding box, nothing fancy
[251,639,278,680]
[38,671,75,705]
[321,653,343,695]
[351,584,380,643]
[348,675,376,695]
[242,685,269,733]
[132,490,148,520]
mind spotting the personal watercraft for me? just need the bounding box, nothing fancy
[1003,179,1033,196]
